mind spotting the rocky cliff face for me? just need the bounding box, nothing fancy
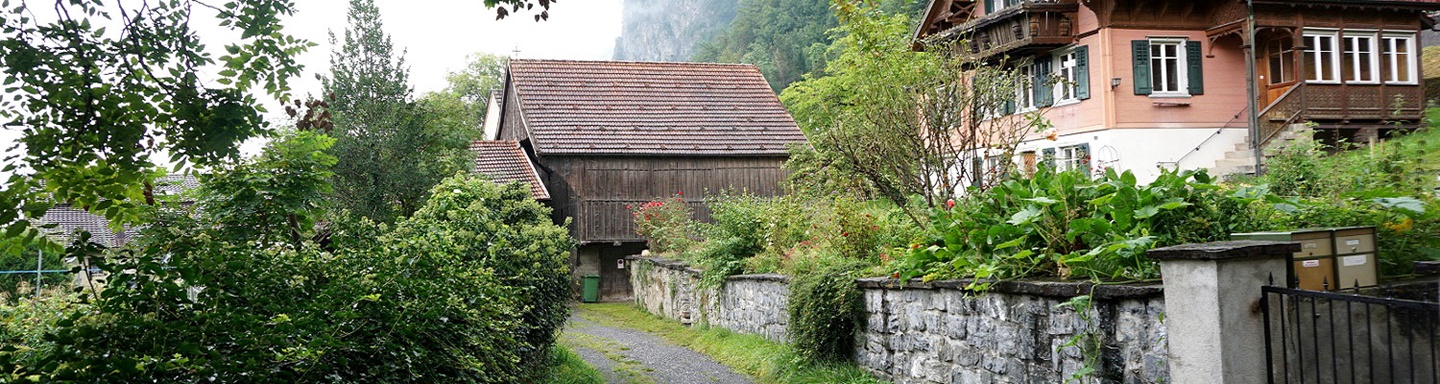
[612,0,738,62]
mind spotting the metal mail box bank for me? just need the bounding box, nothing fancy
[1232,227,1379,291]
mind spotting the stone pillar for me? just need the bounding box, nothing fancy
[1146,240,1299,384]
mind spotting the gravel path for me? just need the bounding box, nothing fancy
[561,308,754,384]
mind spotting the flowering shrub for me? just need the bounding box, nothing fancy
[630,195,695,254]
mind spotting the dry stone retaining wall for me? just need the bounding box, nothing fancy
[629,256,1172,383]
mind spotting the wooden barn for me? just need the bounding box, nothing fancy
[478,59,807,301]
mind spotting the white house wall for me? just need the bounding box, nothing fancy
[1014,128,1249,184]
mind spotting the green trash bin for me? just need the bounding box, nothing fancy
[581,274,600,303]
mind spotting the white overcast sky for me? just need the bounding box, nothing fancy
[0,0,623,175]
[283,0,623,98]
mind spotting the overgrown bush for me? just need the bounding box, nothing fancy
[0,134,576,383]
[893,167,1265,285]
[388,175,576,372]
[787,259,867,362]
[630,192,919,285]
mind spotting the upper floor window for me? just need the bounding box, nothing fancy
[1053,46,1093,104]
[1132,39,1203,96]
[1306,30,1416,85]
[1381,33,1416,84]
[1303,30,1341,83]
[1343,33,1379,84]
[987,0,1024,13]
[1149,39,1188,95]
[1017,63,1036,112]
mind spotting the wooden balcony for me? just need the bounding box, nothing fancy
[1257,83,1424,147]
[939,0,1080,60]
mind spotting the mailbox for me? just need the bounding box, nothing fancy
[1232,227,1378,291]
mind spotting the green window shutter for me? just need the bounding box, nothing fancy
[1042,148,1056,170]
[1078,143,1092,177]
[985,0,996,14]
[1004,99,1016,115]
[1132,40,1152,95]
[1075,46,1091,100]
[1035,57,1053,107]
[1186,40,1204,95]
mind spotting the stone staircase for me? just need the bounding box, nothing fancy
[1210,124,1312,178]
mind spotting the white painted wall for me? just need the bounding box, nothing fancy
[1015,128,1249,184]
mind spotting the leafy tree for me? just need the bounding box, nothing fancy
[778,1,1042,225]
[196,131,337,247]
[324,0,475,223]
[0,0,310,242]
[431,52,508,132]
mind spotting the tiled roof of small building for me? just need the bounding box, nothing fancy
[37,174,199,247]
[471,140,550,200]
[507,59,807,156]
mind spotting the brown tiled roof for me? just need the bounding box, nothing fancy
[471,140,550,200]
[507,59,806,156]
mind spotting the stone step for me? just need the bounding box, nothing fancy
[1213,158,1257,168]
[1223,149,1255,160]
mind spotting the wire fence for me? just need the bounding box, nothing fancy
[1,249,84,301]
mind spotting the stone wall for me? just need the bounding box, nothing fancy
[629,257,790,342]
[854,278,1168,384]
[628,256,1171,383]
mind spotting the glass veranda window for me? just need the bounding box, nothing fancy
[1304,32,1340,83]
[1343,34,1378,83]
[1381,34,1415,84]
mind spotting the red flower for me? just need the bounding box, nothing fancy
[946,199,956,209]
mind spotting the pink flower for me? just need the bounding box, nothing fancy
[946,199,956,209]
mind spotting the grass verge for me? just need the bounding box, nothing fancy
[576,303,885,384]
[539,344,607,384]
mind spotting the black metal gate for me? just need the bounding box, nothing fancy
[1261,276,1439,384]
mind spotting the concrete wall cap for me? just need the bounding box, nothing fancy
[1147,240,1300,261]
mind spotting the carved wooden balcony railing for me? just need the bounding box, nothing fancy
[928,0,1080,60]
[1257,82,1424,148]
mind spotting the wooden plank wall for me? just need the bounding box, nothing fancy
[541,156,790,244]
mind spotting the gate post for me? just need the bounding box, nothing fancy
[1147,240,1299,384]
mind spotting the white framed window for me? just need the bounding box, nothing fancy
[1343,32,1379,84]
[1381,33,1417,84]
[1054,49,1079,104]
[992,0,1022,12]
[1056,145,1090,175]
[1303,30,1341,83]
[1017,62,1036,112]
[1149,39,1188,96]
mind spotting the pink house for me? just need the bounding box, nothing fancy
[915,0,1440,182]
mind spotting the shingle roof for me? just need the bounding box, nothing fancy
[507,59,807,156]
[471,140,550,200]
[36,174,199,247]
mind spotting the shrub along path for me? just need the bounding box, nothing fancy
[561,305,754,384]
